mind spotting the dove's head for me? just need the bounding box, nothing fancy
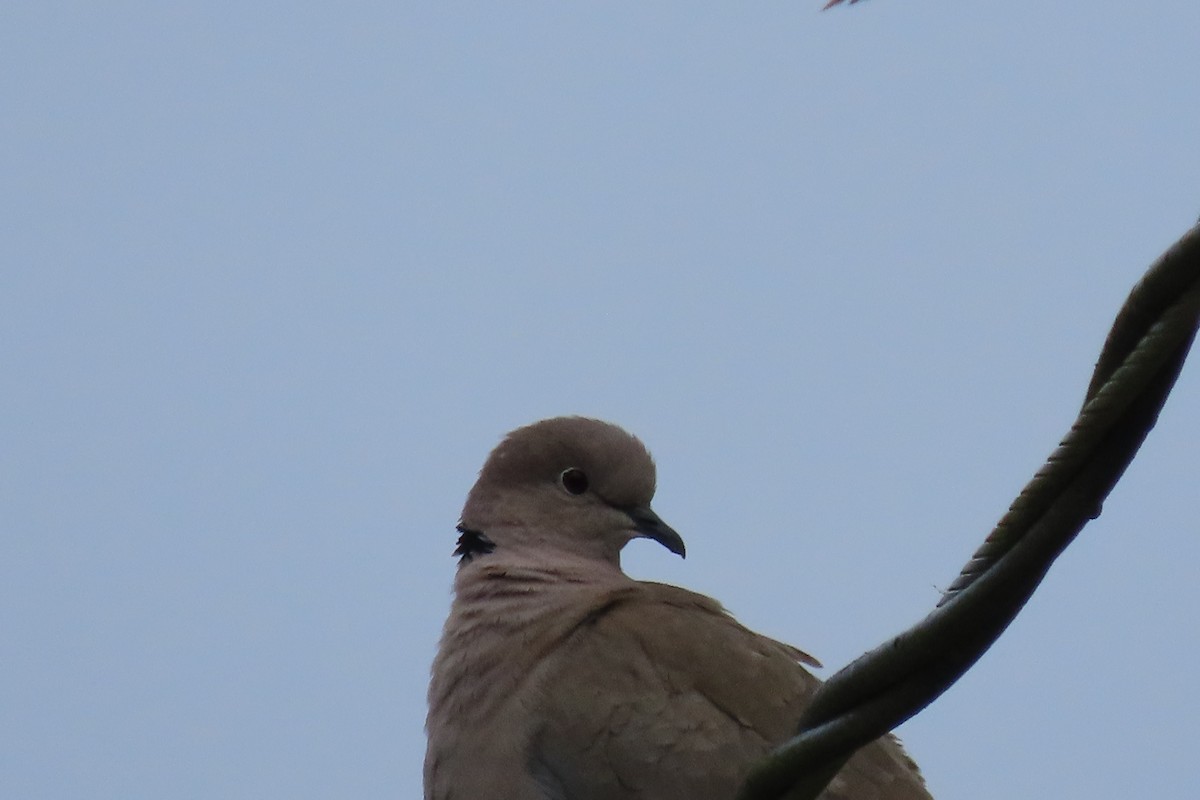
[457,417,685,567]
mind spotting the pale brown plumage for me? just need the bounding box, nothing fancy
[425,417,931,800]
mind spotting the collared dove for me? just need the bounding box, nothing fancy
[425,417,931,800]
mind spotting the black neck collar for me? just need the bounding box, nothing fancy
[454,524,496,564]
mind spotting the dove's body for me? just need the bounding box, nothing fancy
[425,417,931,800]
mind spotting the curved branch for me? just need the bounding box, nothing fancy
[737,221,1200,800]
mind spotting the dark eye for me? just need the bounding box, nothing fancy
[559,468,589,495]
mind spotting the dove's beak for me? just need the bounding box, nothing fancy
[626,506,686,558]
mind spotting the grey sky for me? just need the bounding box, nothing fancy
[3,3,1199,798]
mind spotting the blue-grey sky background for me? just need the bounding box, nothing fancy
[4,3,1199,798]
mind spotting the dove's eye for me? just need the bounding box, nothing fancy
[559,468,589,495]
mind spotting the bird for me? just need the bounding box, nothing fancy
[425,416,931,800]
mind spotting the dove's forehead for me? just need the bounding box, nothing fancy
[482,416,657,496]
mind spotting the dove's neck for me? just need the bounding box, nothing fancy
[429,548,634,732]
[452,546,630,619]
